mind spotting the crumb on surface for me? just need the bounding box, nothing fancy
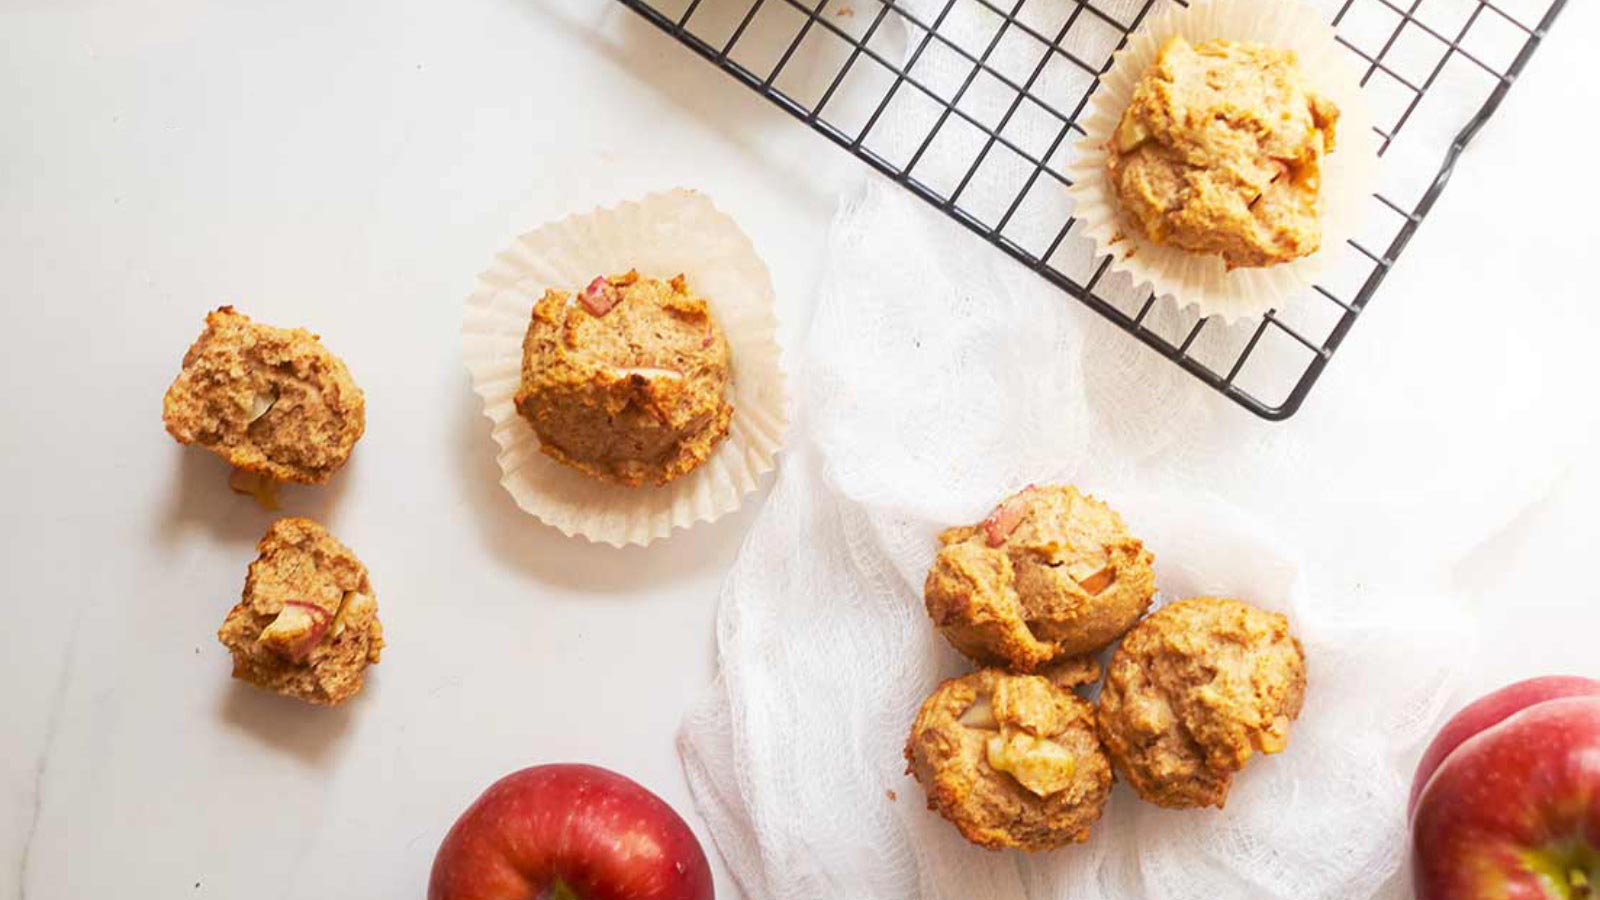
[216,517,384,706]
[163,307,365,485]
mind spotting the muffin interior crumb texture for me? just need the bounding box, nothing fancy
[1108,36,1341,269]
[217,517,384,706]
[162,306,366,485]
[905,669,1114,851]
[1096,596,1306,809]
[514,271,733,487]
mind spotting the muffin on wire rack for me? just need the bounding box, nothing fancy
[1064,0,1377,321]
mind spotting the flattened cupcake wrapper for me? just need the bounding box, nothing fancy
[1062,0,1379,322]
[462,190,789,547]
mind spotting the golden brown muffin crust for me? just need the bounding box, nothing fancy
[923,485,1156,672]
[1108,37,1341,269]
[1097,597,1306,809]
[514,271,733,487]
[162,307,366,485]
[904,669,1114,851]
[217,517,384,706]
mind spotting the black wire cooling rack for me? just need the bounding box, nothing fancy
[616,0,1567,418]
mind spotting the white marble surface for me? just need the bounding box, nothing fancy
[1,1,1596,898]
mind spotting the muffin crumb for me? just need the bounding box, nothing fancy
[163,307,365,488]
[217,518,384,706]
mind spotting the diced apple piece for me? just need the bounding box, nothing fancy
[1065,560,1114,595]
[578,277,622,316]
[1114,120,1149,153]
[245,391,277,424]
[981,487,1036,547]
[959,694,999,730]
[258,600,333,662]
[986,730,1076,798]
[613,367,684,383]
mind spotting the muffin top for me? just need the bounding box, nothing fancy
[216,517,384,706]
[1097,596,1307,809]
[1107,37,1340,269]
[924,485,1156,671]
[514,271,732,487]
[904,666,1113,851]
[163,307,366,485]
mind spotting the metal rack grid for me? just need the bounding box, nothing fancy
[616,0,1566,418]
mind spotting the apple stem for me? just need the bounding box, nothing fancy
[547,880,581,900]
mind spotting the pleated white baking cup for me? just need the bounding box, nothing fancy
[462,190,789,547]
[1063,0,1378,322]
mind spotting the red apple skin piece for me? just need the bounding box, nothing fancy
[579,278,621,317]
[1410,676,1600,818]
[1411,696,1600,900]
[429,764,714,900]
[981,485,1037,548]
[280,600,333,661]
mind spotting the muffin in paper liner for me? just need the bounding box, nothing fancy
[1063,0,1379,322]
[462,189,788,547]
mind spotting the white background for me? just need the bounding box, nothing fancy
[2,0,1596,897]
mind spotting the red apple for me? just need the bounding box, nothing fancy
[1410,678,1600,900]
[429,764,714,900]
[1410,676,1600,818]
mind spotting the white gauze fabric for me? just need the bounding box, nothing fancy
[677,2,1594,895]
[679,175,1596,899]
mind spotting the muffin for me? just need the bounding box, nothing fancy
[904,667,1113,851]
[1107,36,1341,269]
[923,485,1156,672]
[163,307,365,504]
[217,517,384,706]
[1097,597,1306,809]
[513,271,733,487]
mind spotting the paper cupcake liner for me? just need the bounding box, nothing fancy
[1063,0,1379,322]
[463,189,789,547]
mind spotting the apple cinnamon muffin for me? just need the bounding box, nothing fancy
[217,517,384,706]
[924,485,1156,672]
[163,307,365,504]
[1097,597,1306,809]
[1107,37,1341,269]
[514,271,733,487]
[905,666,1113,851]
